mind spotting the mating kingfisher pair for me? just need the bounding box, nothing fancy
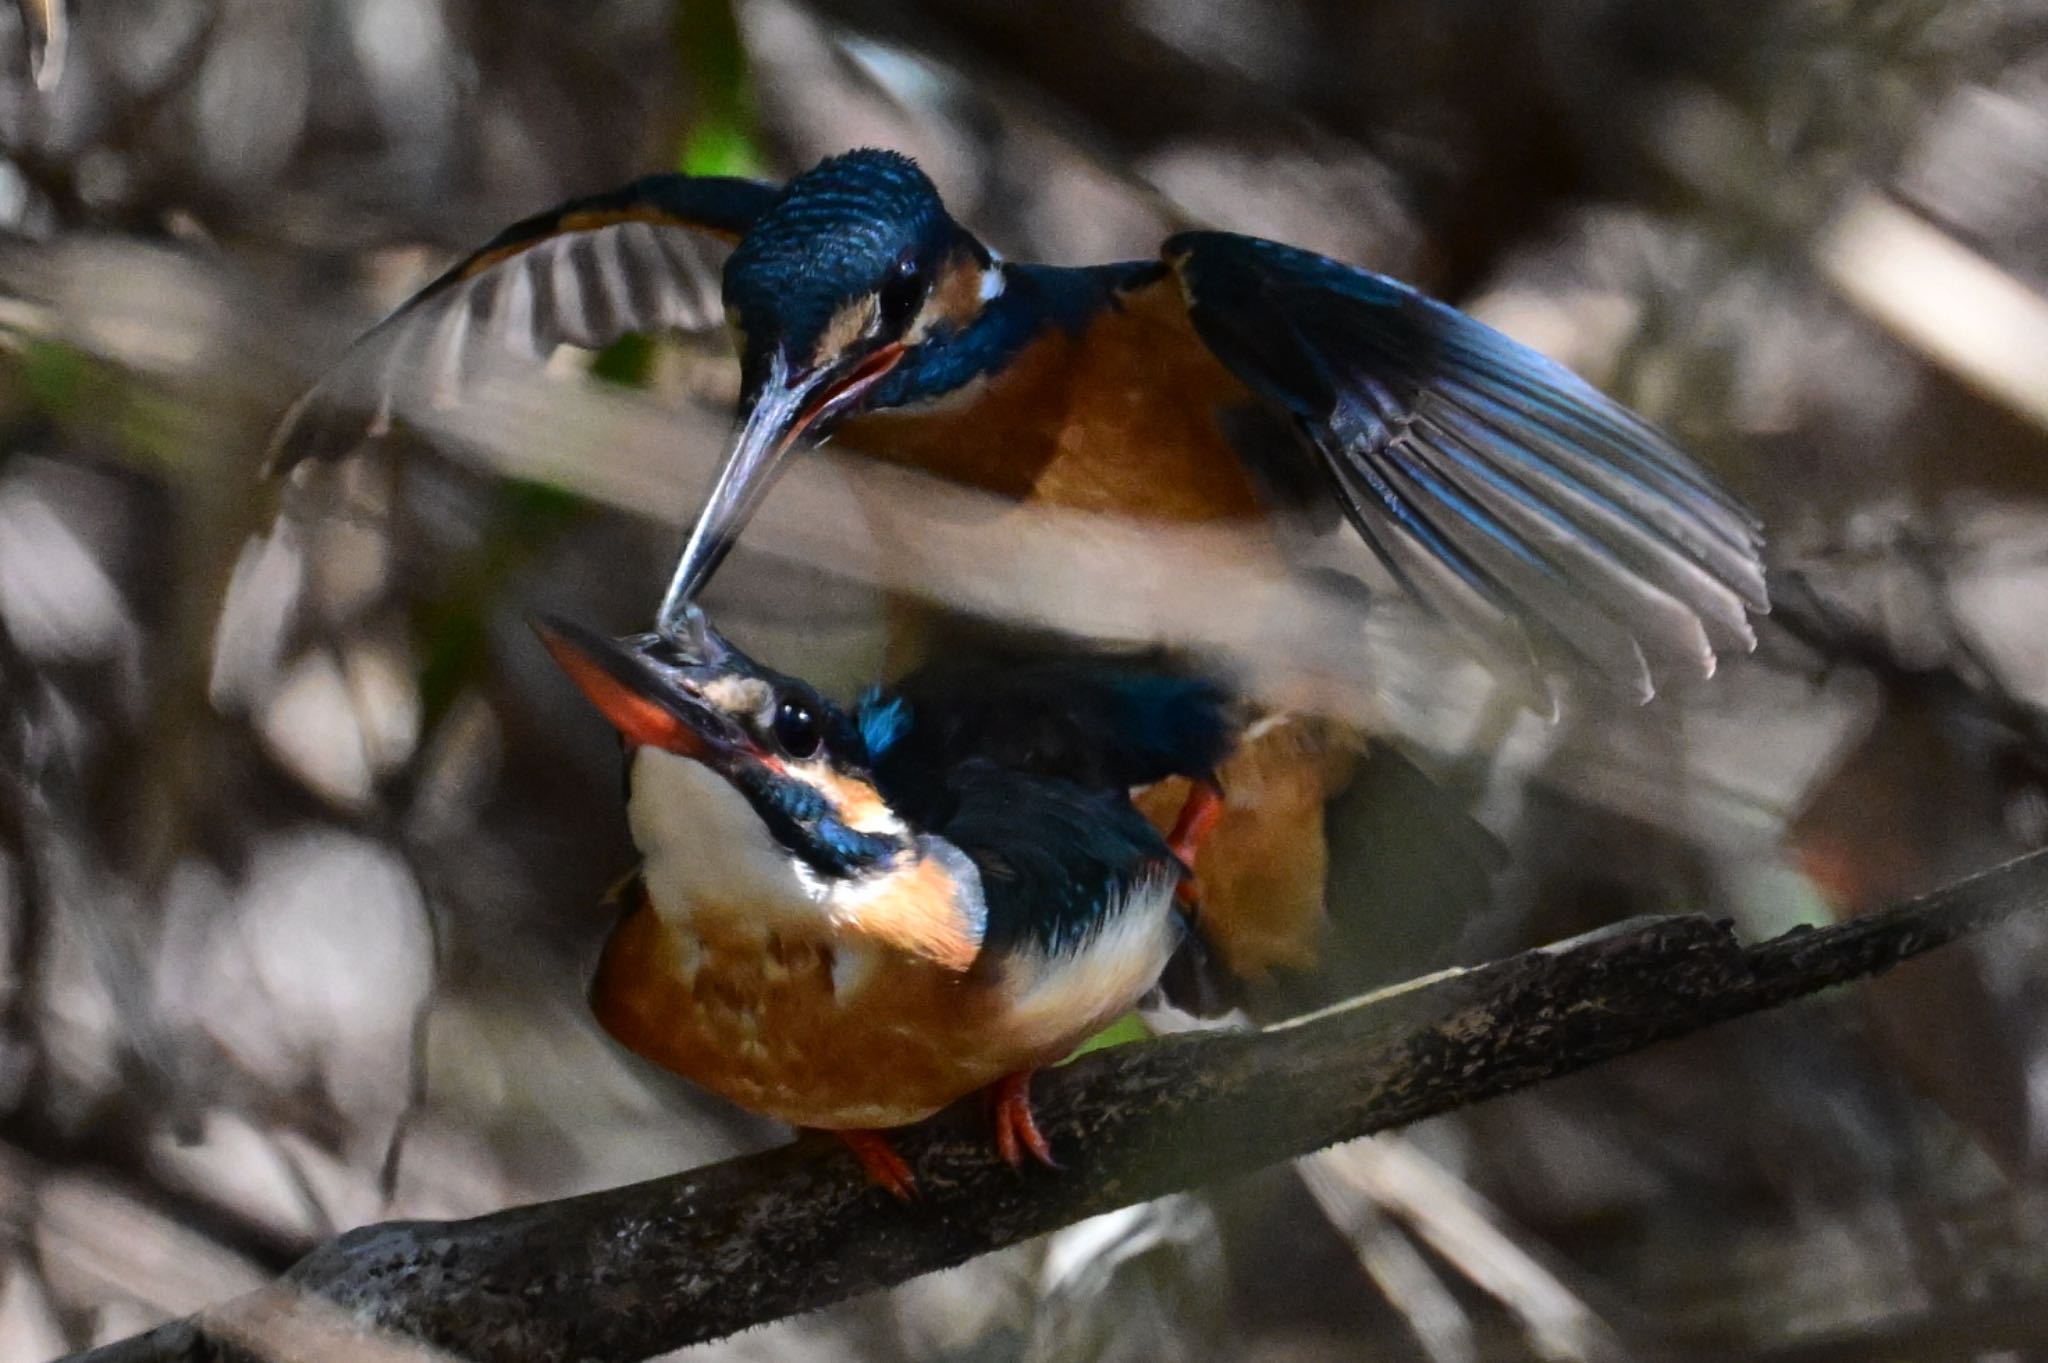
[272,148,1767,1194]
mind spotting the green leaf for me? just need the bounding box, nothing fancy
[680,121,761,179]
[415,478,591,730]
[1068,1011,1153,1058]
[590,332,656,388]
[674,0,762,178]
[17,338,91,417]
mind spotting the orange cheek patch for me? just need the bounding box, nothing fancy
[541,633,706,758]
[799,767,894,831]
[811,297,879,370]
[844,856,981,972]
[911,255,989,341]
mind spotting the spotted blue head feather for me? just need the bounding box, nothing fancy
[721,149,961,388]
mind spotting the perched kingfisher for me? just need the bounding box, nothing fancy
[533,608,1239,1195]
[271,147,1768,694]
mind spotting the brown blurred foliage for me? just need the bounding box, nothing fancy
[4,1,2048,1360]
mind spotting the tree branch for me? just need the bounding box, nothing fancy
[67,845,2048,1363]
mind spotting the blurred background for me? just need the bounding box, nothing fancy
[2,0,2048,1359]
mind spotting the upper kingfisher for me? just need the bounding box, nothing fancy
[269,146,1768,694]
[534,607,1239,1195]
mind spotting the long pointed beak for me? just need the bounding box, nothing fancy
[532,614,734,760]
[656,341,906,633]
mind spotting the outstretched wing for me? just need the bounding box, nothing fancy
[1165,231,1768,698]
[266,174,780,473]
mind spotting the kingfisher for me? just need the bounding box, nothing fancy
[533,607,1240,1196]
[270,146,1767,695]
[271,149,1767,1101]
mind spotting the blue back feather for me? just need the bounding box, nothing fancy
[851,656,1232,958]
[934,762,1177,958]
[855,688,911,758]
[860,658,1233,827]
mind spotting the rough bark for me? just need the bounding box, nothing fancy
[68,845,2048,1363]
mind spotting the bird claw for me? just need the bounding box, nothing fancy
[836,1128,919,1201]
[990,1071,1058,1171]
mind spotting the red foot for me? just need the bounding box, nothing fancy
[989,1071,1057,1170]
[1166,777,1225,909]
[835,1129,918,1201]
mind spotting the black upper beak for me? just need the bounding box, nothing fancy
[654,341,907,632]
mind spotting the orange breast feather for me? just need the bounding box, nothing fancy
[1137,715,1363,980]
[843,276,1270,525]
[591,893,1089,1129]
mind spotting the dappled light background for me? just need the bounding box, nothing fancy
[3,0,2048,1359]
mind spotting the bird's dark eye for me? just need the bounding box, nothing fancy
[877,251,925,332]
[773,697,822,759]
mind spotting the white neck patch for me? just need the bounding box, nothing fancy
[628,749,826,931]
[626,750,982,969]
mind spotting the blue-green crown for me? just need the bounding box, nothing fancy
[721,149,956,376]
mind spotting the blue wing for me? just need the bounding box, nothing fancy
[934,761,1179,960]
[862,657,1235,825]
[267,174,780,473]
[859,657,1231,962]
[1166,231,1767,698]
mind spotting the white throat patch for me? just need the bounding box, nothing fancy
[628,749,824,930]
[625,749,987,966]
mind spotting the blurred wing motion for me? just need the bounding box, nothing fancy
[1166,232,1768,698]
[265,174,780,473]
